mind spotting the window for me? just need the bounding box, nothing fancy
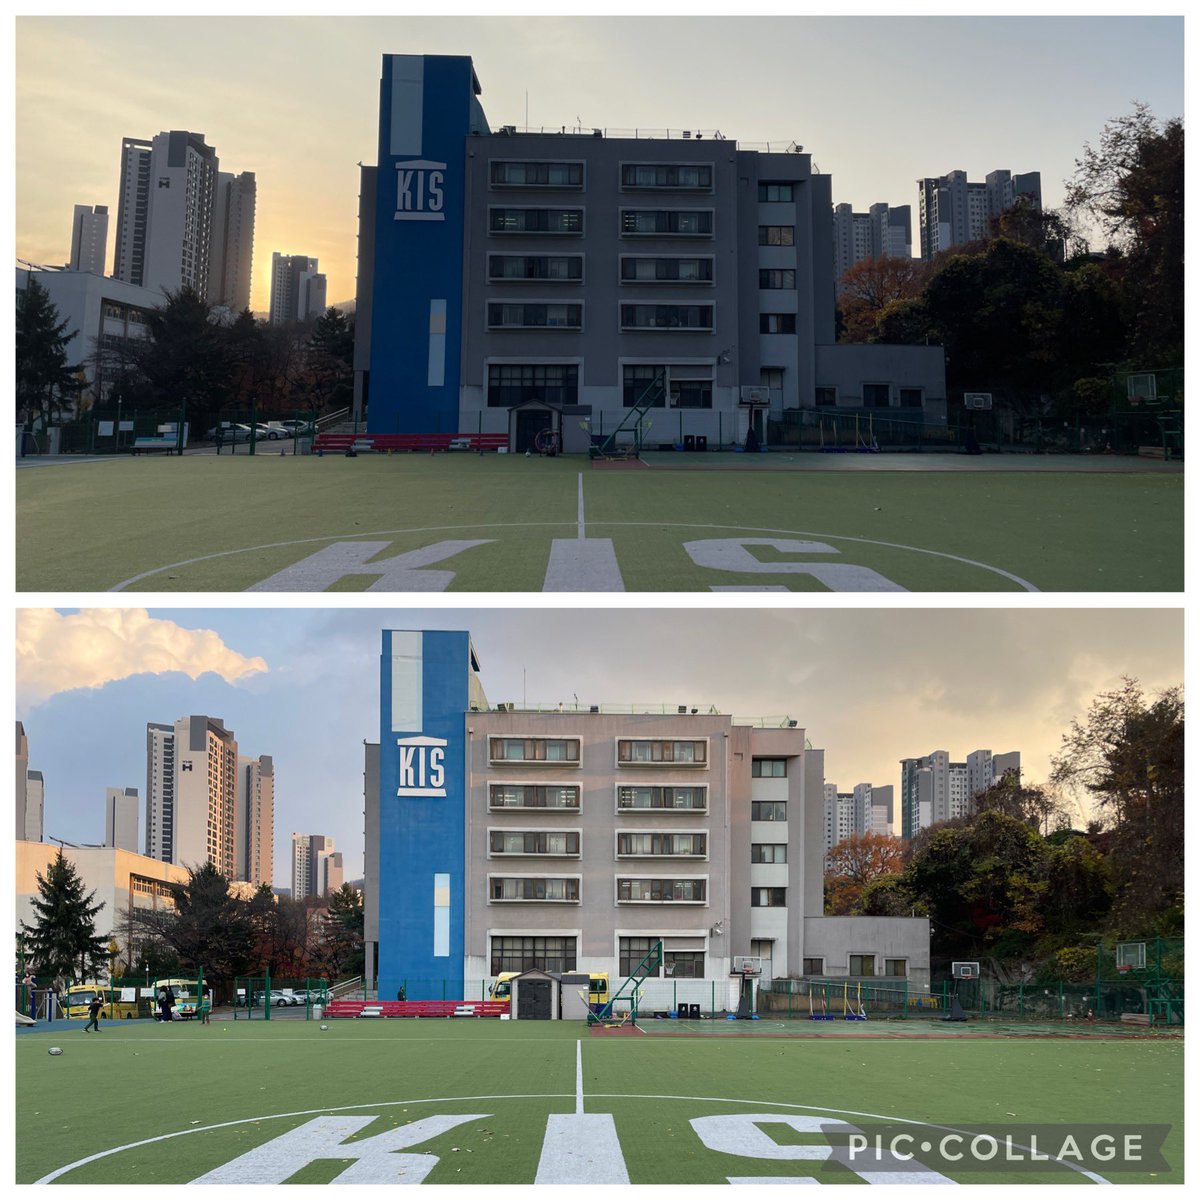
[751,843,787,864]
[759,269,796,289]
[664,951,705,978]
[490,160,584,188]
[760,313,796,335]
[621,257,714,283]
[621,209,713,236]
[620,304,714,331]
[815,386,837,407]
[751,801,787,822]
[758,182,795,202]
[620,937,661,977]
[751,887,787,907]
[487,254,583,282]
[489,831,580,856]
[491,935,576,974]
[862,383,891,408]
[752,759,787,777]
[758,225,795,246]
[617,785,707,812]
[488,783,580,810]
[489,876,580,902]
[617,739,707,765]
[490,208,584,234]
[490,737,580,764]
[884,958,908,977]
[617,877,707,903]
[899,388,923,408]
[622,163,713,191]
[487,302,583,330]
[487,364,579,409]
[617,832,707,857]
[802,957,824,976]
[622,365,668,408]
[849,954,876,976]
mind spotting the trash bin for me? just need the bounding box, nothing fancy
[313,1005,323,1021]
[684,435,696,451]
[696,435,708,452]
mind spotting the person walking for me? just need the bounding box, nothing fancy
[84,990,104,1033]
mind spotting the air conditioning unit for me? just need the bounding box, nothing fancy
[739,385,770,405]
[496,702,515,713]
[963,392,993,410]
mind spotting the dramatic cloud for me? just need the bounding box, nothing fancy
[16,609,269,706]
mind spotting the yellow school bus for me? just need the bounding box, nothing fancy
[64,983,140,1020]
[153,977,210,1019]
[489,971,610,1008]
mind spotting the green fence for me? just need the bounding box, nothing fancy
[770,408,957,452]
[50,408,320,455]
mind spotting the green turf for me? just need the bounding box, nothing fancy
[16,454,1182,592]
[16,1018,1183,1183]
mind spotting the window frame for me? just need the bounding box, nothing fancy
[750,843,788,864]
[615,875,709,905]
[619,208,715,238]
[619,162,715,192]
[486,254,585,284]
[488,206,586,236]
[849,954,877,977]
[862,382,892,408]
[619,254,715,285]
[614,784,709,814]
[487,828,582,857]
[487,781,582,812]
[614,830,709,859]
[486,299,584,332]
[488,159,585,190]
[616,738,709,767]
[489,736,582,766]
[750,800,788,822]
[750,886,787,907]
[487,874,582,903]
[758,225,795,246]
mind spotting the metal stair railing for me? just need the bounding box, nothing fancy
[591,371,665,459]
[589,940,663,1024]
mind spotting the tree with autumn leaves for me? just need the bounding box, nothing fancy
[824,833,906,915]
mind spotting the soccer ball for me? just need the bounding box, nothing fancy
[320,1024,328,1031]
[48,1047,63,1056]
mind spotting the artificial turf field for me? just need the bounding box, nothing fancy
[16,1017,1183,1184]
[15,451,1183,592]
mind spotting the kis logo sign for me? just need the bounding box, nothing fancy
[395,736,448,797]
[395,159,446,222]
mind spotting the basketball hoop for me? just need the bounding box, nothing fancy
[1117,964,1131,976]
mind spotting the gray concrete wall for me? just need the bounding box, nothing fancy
[802,916,931,990]
[814,343,948,425]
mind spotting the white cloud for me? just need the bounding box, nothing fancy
[16,610,268,706]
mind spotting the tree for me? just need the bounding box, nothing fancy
[19,851,110,984]
[1050,678,1183,930]
[824,833,905,915]
[837,256,928,344]
[305,308,355,413]
[971,773,1067,834]
[313,884,365,979]
[1065,104,1183,363]
[117,287,234,432]
[988,197,1077,263]
[921,238,1064,406]
[902,811,1050,958]
[16,276,81,429]
[130,863,254,992]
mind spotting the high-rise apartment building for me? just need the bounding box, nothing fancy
[15,722,44,844]
[114,131,230,297]
[269,253,327,324]
[69,204,109,274]
[236,755,274,887]
[823,781,894,852]
[104,786,140,852]
[208,171,257,312]
[901,747,1022,838]
[292,833,340,899]
[832,202,912,282]
[918,169,1041,260]
[144,715,239,877]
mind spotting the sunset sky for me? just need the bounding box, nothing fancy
[15,607,1183,883]
[15,11,1184,312]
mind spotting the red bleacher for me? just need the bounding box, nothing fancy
[313,433,509,454]
[324,999,509,1019]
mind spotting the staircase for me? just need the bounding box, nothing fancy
[588,940,663,1025]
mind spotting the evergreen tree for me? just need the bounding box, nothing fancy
[15,276,80,428]
[19,851,110,983]
[317,884,365,978]
[306,307,355,413]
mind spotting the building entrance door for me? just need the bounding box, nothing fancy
[515,408,553,454]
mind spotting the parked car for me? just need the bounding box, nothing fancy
[261,422,293,439]
[270,990,301,1007]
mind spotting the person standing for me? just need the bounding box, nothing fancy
[158,987,169,1023]
[84,990,104,1033]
